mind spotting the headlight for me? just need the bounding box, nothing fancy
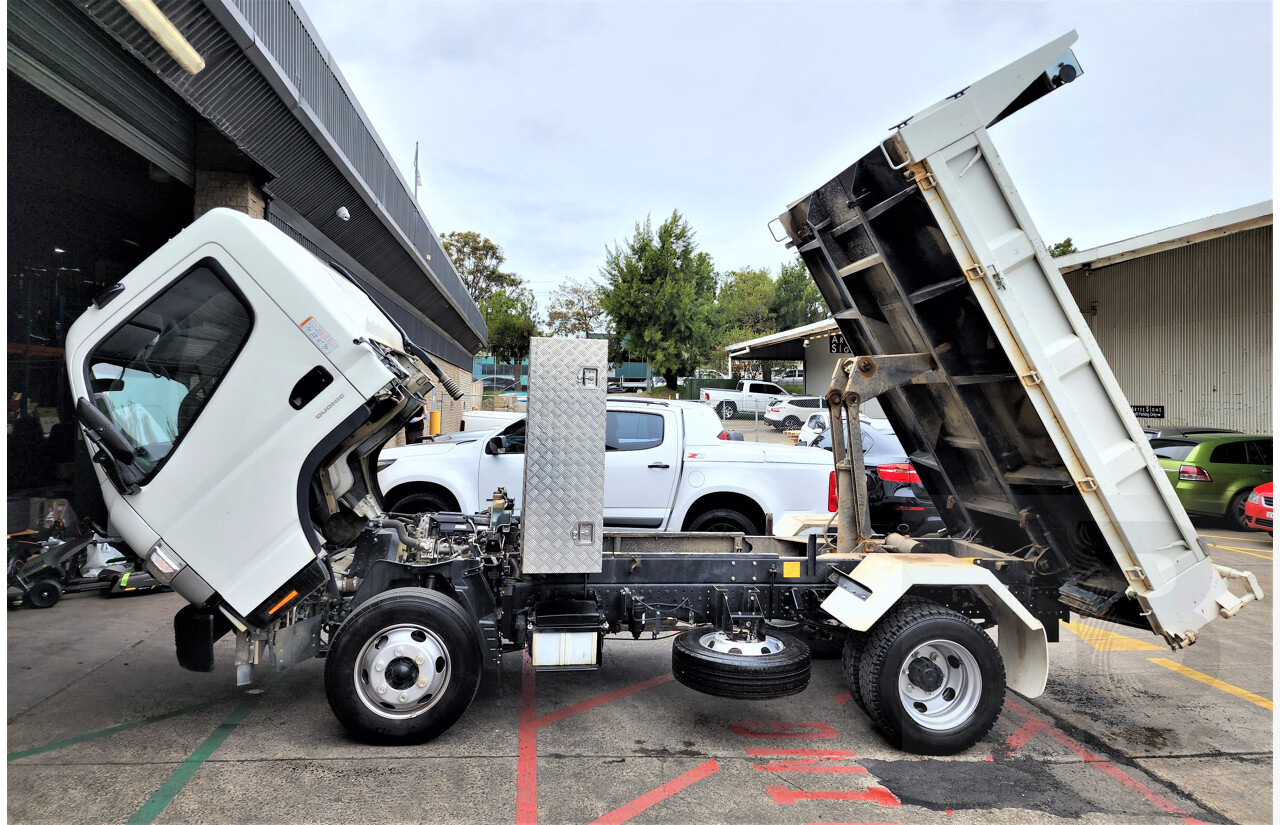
[1248,490,1261,505]
[145,539,186,583]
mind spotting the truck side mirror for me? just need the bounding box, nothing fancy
[75,397,136,465]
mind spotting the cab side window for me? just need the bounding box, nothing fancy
[606,411,664,451]
[86,265,252,482]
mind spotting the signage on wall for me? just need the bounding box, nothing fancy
[1131,405,1165,419]
[829,334,852,354]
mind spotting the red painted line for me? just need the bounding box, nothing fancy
[587,759,719,825]
[748,748,867,774]
[534,673,673,729]
[729,720,840,739]
[1002,715,1049,753]
[1003,700,1190,817]
[834,690,853,705]
[767,785,901,807]
[516,652,538,825]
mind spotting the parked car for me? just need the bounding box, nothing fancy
[700,380,793,418]
[1143,425,1240,440]
[764,396,825,430]
[1243,482,1273,534]
[777,368,804,381]
[1150,434,1273,530]
[481,375,518,393]
[378,399,829,533]
[797,410,894,447]
[810,422,942,535]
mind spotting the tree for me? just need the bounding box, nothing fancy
[546,279,607,338]
[1048,237,1078,258]
[483,287,539,384]
[716,268,777,337]
[771,256,825,330]
[442,230,521,304]
[599,211,717,391]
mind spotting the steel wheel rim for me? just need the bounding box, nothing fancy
[896,639,982,731]
[697,631,786,656]
[354,623,451,720]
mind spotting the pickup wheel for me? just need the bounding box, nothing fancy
[384,488,455,516]
[688,508,758,534]
[324,588,481,745]
[715,401,737,420]
[671,627,810,699]
[857,597,1003,755]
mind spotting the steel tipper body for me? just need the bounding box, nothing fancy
[776,31,1260,648]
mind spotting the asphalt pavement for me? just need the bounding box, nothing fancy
[7,524,1272,824]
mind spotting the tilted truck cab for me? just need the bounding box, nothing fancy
[64,34,1258,757]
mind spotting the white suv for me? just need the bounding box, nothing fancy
[764,396,825,430]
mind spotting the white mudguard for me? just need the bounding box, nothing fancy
[822,553,1048,698]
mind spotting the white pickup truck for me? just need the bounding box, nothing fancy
[378,398,833,533]
[700,379,793,418]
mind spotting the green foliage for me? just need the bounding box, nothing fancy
[1048,237,1079,258]
[483,287,539,379]
[599,211,718,390]
[546,279,607,337]
[442,230,521,304]
[716,268,777,337]
[771,256,825,330]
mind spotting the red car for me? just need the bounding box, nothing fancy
[1243,482,1273,534]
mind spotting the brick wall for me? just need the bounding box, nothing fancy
[194,171,266,219]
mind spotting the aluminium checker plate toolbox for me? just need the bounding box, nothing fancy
[520,337,608,573]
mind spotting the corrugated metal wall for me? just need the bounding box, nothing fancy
[1063,225,1272,433]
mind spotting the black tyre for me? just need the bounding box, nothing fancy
[1226,489,1252,532]
[384,488,455,517]
[687,508,759,534]
[28,579,63,609]
[324,588,481,744]
[840,630,870,714]
[715,401,737,420]
[671,627,810,700]
[857,597,1004,755]
[782,416,801,429]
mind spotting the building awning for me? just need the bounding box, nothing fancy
[726,319,838,360]
[73,0,487,366]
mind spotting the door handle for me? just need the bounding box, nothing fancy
[648,462,670,469]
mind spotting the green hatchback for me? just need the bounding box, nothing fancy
[1151,434,1273,530]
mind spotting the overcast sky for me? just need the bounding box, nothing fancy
[302,1,1272,309]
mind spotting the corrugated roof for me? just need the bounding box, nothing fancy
[76,0,486,358]
[1056,201,1273,274]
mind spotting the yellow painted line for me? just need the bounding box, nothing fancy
[1207,545,1274,561]
[1197,532,1273,544]
[1061,620,1164,651]
[1148,658,1273,711]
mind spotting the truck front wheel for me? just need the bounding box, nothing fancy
[324,588,481,745]
[855,597,1003,755]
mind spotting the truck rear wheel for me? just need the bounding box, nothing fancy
[715,401,737,420]
[671,627,810,699]
[857,597,1003,755]
[324,588,481,745]
[840,629,870,712]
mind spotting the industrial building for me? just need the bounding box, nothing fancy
[728,202,1273,433]
[7,0,486,515]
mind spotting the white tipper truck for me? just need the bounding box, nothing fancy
[64,33,1259,756]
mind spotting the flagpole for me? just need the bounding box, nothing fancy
[414,141,421,204]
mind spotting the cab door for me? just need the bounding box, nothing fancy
[75,252,365,616]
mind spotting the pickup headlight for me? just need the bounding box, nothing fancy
[145,539,186,584]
